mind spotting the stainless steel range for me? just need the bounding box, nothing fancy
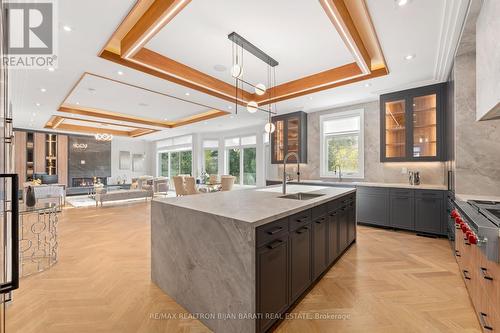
[451,199,500,263]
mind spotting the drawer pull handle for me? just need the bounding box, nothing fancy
[479,312,493,331]
[296,217,309,223]
[315,217,327,224]
[330,212,337,216]
[455,250,461,257]
[267,240,283,249]
[296,226,309,234]
[480,267,494,281]
[463,270,471,280]
[267,227,283,235]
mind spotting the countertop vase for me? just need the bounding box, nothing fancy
[26,185,36,207]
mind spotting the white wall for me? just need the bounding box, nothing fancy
[110,138,154,184]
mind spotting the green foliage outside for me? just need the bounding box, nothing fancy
[160,150,192,178]
[228,148,240,184]
[204,149,218,175]
[327,134,359,174]
[243,147,256,185]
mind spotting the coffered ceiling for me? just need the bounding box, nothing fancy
[10,0,469,141]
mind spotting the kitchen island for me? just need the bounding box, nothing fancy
[151,185,356,333]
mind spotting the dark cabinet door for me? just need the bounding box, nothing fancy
[257,237,289,333]
[289,225,312,302]
[415,197,443,234]
[347,202,356,244]
[390,195,414,231]
[380,83,446,162]
[271,111,307,164]
[312,215,328,280]
[338,207,348,253]
[356,187,389,227]
[328,210,339,265]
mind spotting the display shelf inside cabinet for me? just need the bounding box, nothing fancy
[271,111,307,164]
[380,83,447,162]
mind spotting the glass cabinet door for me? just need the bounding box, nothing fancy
[412,94,437,158]
[273,119,285,162]
[384,99,406,158]
[286,117,299,162]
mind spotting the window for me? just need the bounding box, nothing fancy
[157,149,192,181]
[320,110,364,178]
[203,140,219,175]
[225,135,257,186]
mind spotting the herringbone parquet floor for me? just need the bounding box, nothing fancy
[6,202,481,333]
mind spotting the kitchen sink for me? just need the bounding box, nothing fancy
[278,192,325,200]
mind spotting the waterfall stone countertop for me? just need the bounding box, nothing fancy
[266,179,448,191]
[152,185,355,227]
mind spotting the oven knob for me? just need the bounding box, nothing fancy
[451,210,459,218]
[455,217,463,225]
[461,224,469,233]
[468,234,478,245]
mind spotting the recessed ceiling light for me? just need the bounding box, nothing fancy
[396,0,409,6]
[40,88,47,92]
[63,25,72,32]
[364,83,372,87]
[309,96,313,100]
[163,118,168,121]
[32,112,36,116]
[48,67,55,72]
[35,102,40,107]
[75,101,80,105]
[230,115,235,119]
[117,70,124,75]
[185,92,190,96]
[227,105,232,109]
[405,54,415,60]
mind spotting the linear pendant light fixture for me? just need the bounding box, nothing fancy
[228,32,278,132]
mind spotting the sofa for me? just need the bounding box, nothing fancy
[94,188,154,207]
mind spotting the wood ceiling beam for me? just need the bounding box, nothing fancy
[54,124,130,137]
[58,104,174,128]
[121,0,191,58]
[171,109,230,128]
[256,62,362,104]
[100,50,252,106]
[320,0,371,74]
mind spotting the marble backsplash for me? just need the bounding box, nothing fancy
[277,101,447,186]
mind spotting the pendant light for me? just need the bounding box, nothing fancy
[246,101,258,113]
[264,122,275,133]
[255,83,266,95]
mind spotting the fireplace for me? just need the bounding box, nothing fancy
[71,177,107,188]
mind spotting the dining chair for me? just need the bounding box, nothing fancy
[172,176,187,196]
[184,177,199,195]
[221,175,235,191]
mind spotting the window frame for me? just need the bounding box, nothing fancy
[319,109,364,179]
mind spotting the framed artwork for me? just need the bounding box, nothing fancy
[119,151,131,170]
[132,153,145,172]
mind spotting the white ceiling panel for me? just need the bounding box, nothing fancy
[146,0,354,88]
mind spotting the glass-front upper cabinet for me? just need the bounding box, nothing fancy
[380,83,446,162]
[271,111,307,164]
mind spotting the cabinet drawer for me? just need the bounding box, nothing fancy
[312,203,328,220]
[289,209,312,231]
[415,190,444,199]
[357,186,388,196]
[256,218,289,247]
[390,188,414,197]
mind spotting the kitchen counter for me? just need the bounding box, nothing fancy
[151,185,355,333]
[267,179,448,191]
[456,193,500,202]
[153,184,355,227]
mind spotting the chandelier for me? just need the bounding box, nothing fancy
[94,133,113,142]
[229,32,278,133]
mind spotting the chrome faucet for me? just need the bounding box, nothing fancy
[283,152,300,194]
[334,164,342,182]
